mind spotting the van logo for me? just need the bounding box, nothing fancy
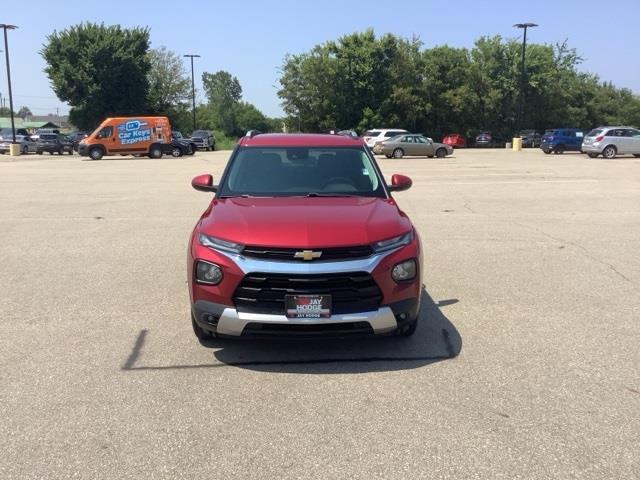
[125,121,141,131]
[294,250,322,261]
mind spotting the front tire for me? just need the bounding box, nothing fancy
[392,148,404,159]
[554,145,565,154]
[191,313,214,341]
[89,147,103,160]
[397,318,418,337]
[436,148,447,158]
[602,145,617,159]
[171,146,183,157]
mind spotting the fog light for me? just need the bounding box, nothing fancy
[391,259,417,282]
[195,261,223,285]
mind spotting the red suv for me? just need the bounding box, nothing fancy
[188,133,422,339]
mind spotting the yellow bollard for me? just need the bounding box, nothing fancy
[9,143,21,156]
[512,137,522,151]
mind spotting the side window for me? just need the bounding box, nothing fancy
[415,136,427,144]
[404,136,414,143]
[626,129,640,137]
[98,126,113,139]
[565,130,575,138]
[611,129,624,137]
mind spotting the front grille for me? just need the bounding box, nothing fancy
[241,245,373,262]
[242,321,373,337]
[233,272,383,315]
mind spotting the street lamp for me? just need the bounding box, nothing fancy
[513,22,538,135]
[183,54,200,132]
[1,24,18,144]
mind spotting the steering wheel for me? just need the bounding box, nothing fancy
[321,177,356,190]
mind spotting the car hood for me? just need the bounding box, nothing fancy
[198,196,411,248]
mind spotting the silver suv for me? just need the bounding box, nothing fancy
[582,126,640,159]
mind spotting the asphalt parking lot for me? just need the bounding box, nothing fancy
[1,148,639,479]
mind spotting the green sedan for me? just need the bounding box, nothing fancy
[379,134,454,159]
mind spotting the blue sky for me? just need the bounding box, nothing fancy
[1,0,638,118]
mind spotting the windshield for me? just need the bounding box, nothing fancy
[192,130,208,138]
[219,147,385,198]
[40,134,57,140]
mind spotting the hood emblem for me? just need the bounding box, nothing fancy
[294,250,322,261]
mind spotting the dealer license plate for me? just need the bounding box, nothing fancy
[285,295,332,319]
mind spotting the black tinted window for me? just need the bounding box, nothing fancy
[40,134,57,140]
[221,147,384,197]
[98,126,113,139]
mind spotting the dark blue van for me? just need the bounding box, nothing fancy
[540,128,584,154]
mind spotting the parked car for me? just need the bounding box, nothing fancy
[0,127,30,138]
[363,128,408,148]
[540,128,584,154]
[190,130,215,151]
[519,130,542,148]
[475,132,504,148]
[0,134,37,154]
[379,134,453,159]
[581,126,640,159]
[67,131,88,152]
[36,134,74,155]
[442,133,466,148]
[78,116,172,160]
[163,132,196,157]
[171,131,197,156]
[188,132,421,340]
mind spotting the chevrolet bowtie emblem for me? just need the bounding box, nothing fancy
[294,250,322,261]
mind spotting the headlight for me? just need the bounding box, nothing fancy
[198,233,243,254]
[372,231,413,253]
[195,260,223,285]
[391,259,417,282]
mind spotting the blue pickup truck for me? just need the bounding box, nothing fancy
[540,128,584,154]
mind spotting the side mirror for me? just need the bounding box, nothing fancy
[388,174,412,192]
[191,174,217,192]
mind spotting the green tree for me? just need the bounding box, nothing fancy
[147,47,191,114]
[17,106,33,119]
[277,30,640,138]
[41,23,151,130]
[201,70,242,136]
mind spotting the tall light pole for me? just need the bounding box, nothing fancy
[183,54,200,132]
[513,23,537,135]
[1,24,18,144]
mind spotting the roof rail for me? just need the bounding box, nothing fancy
[245,129,263,138]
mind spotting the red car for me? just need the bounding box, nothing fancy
[188,132,423,340]
[442,133,466,148]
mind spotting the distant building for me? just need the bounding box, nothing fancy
[0,116,72,133]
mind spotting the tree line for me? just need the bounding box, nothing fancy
[278,30,640,139]
[41,23,280,137]
[40,24,640,139]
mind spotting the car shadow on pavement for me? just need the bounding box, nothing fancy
[210,287,461,374]
[122,288,461,374]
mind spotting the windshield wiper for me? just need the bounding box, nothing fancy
[304,192,358,197]
[219,194,267,199]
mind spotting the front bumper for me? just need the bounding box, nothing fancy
[192,297,419,337]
